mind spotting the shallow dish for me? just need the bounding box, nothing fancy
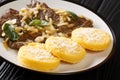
[0,0,116,74]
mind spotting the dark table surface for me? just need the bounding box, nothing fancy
[0,0,120,80]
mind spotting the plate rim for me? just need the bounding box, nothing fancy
[0,0,116,75]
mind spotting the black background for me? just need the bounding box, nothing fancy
[0,0,120,80]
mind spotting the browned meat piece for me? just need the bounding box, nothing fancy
[28,32,42,40]
[37,3,60,23]
[18,31,42,41]
[38,8,60,23]
[69,17,86,26]
[27,0,60,23]
[18,32,32,41]
[0,8,22,36]
[78,18,93,27]
[81,20,93,27]
[41,3,49,8]
[57,18,93,37]
[27,0,41,8]
[0,29,2,37]
[27,0,48,8]
[57,25,76,37]
[7,31,42,50]
[7,40,24,50]
[0,8,22,26]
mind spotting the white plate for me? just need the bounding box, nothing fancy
[0,0,115,74]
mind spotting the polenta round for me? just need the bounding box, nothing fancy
[17,43,60,71]
[71,28,111,51]
[45,37,86,64]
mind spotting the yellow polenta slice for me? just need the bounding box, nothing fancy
[17,43,60,71]
[71,28,111,51]
[45,37,86,64]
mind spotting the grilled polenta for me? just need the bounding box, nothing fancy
[45,37,86,64]
[17,43,60,71]
[71,28,111,51]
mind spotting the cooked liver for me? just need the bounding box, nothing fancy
[0,8,22,36]
[0,1,93,50]
[7,40,24,50]
[37,3,60,23]
[57,17,93,37]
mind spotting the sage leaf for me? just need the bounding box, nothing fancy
[2,23,19,41]
[67,11,78,20]
[29,19,48,27]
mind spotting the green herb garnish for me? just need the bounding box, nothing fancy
[2,23,19,41]
[29,19,48,27]
[67,11,79,20]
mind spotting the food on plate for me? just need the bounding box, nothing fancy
[0,0,93,50]
[45,36,86,63]
[0,0,112,71]
[71,28,111,51]
[17,43,60,71]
